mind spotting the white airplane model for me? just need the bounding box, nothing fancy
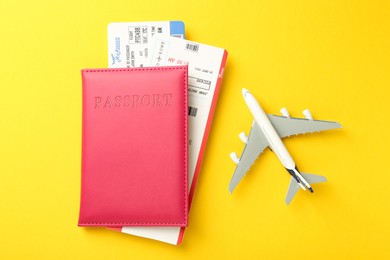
[229,88,341,204]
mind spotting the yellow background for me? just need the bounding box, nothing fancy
[1,0,389,259]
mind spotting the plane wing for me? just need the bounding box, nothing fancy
[228,120,269,193]
[267,114,341,139]
[229,113,341,193]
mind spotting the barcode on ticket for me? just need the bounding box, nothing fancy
[185,43,199,52]
[188,106,198,117]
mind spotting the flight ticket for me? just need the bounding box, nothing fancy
[120,36,228,245]
[107,21,185,68]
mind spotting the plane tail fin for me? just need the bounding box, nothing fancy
[285,173,327,205]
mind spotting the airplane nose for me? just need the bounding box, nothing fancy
[242,88,249,97]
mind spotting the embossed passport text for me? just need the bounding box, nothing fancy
[78,66,188,227]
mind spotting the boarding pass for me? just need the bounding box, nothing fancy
[107,21,185,68]
[121,36,228,245]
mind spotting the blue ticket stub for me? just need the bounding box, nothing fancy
[108,21,185,68]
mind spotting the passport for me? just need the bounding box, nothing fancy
[78,66,188,227]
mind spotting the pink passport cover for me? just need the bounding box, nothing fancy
[78,66,188,227]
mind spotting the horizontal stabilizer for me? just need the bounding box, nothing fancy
[285,177,300,205]
[301,173,327,184]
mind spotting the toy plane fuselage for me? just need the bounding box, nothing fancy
[229,88,341,204]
